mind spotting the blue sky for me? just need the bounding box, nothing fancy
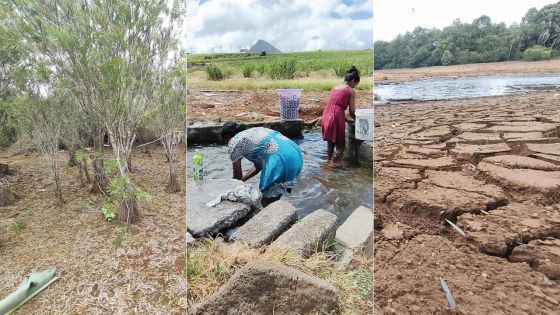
[186,0,373,53]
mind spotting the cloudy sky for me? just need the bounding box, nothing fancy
[186,0,373,53]
[374,0,558,41]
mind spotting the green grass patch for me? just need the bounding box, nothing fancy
[13,218,26,234]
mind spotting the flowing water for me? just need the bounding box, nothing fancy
[187,130,373,222]
[374,72,560,103]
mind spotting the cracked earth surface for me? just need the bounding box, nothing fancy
[374,91,560,314]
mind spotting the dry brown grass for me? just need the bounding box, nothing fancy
[0,146,186,313]
[187,238,373,314]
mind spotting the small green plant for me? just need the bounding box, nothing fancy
[103,159,118,173]
[241,63,255,78]
[205,64,227,81]
[102,203,116,222]
[112,223,129,248]
[73,203,87,213]
[13,219,26,234]
[73,149,87,164]
[99,174,152,223]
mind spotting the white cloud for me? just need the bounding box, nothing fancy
[186,0,373,53]
[374,0,558,42]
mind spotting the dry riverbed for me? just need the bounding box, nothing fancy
[374,91,560,313]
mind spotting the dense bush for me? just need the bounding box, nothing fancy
[374,2,560,69]
[267,59,297,80]
[522,45,554,61]
[241,63,255,78]
[205,64,228,80]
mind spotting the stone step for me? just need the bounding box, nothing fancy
[190,260,339,315]
[273,209,338,257]
[335,206,373,256]
[235,200,298,247]
[457,203,560,256]
[187,179,254,237]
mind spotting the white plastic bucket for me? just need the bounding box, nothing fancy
[355,109,373,141]
[277,89,303,121]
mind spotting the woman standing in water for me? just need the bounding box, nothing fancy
[221,122,303,207]
[321,66,360,167]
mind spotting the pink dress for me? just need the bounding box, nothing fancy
[322,85,352,144]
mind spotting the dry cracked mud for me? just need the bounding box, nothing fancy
[375,91,560,313]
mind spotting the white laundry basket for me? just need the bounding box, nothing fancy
[277,89,303,121]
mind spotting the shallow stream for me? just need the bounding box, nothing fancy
[187,130,373,222]
[375,72,560,103]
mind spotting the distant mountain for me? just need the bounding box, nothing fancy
[249,40,281,53]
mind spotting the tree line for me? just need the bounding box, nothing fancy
[374,2,560,69]
[0,0,185,227]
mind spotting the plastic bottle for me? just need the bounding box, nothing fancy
[192,150,204,183]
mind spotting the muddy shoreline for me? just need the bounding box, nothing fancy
[187,89,373,123]
[374,90,560,312]
[375,59,560,84]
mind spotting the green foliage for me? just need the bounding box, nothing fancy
[13,218,26,234]
[241,63,255,78]
[103,159,118,173]
[102,203,117,222]
[374,2,560,69]
[333,62,351,77]
[522,45,554,60]
[73,149,87,163]
[189,50,373,79]
[441,50,454,65]
[267,59,297,80]
[112,223,129,248]
[99,174,151,222]
[205,64,228,81]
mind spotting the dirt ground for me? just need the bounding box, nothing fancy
[374,91,560,313]
[375,59,560,84]
[0,145,186,313]
[187,89,373,123]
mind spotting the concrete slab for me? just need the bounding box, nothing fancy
[235,200,298,247]
[335,206,373,255]
[187,179,251,237]
[273,209,338,257]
